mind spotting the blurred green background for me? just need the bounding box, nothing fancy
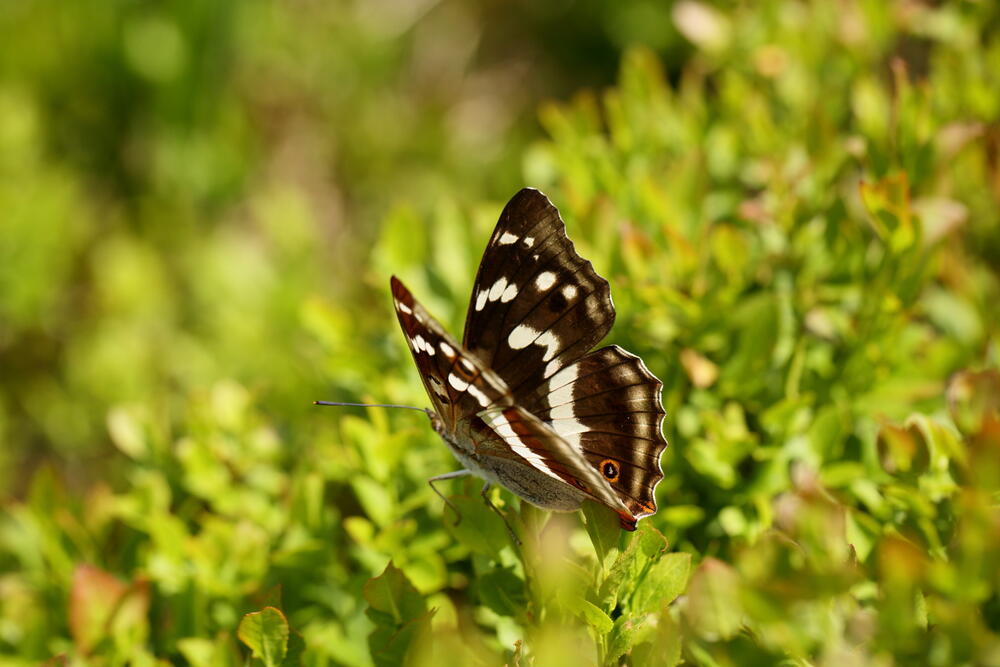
[2,1,1000,665]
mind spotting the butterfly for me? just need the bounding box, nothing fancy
[391,188,668,532]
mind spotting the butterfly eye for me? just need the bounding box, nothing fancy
[600,459,620,482]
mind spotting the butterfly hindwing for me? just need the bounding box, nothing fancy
[520,346,667,522]
[472,405,632,520]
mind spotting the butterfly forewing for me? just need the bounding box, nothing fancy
[462,188,615,399]
[391,276,506,428]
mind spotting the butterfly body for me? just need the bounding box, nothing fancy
[442,429,589,512]
[392,188,668,530]
[425,374,590,513]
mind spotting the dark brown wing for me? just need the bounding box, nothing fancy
[392,275,633,524]
[391,276,506,429]
[520,346,668,523]
[473,405,634,524]
[460,189,668,525]
[461,188,615,399]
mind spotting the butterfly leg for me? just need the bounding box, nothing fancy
[428,470,472,526]
[480,482,521,547]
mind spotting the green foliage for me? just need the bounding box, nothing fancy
[237,607,292,667]
[3,0,1000,665]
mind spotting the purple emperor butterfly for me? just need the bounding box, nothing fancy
[391,188,667,531]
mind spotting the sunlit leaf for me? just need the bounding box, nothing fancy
[566,596,613,635]
[237,607,289,667]
[631,553,691,615]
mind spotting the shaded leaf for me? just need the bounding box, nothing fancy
[607,613,656,663]
[476,568,528,619]
[368,610,435,667]
[445,494,511,556]
[582,500,621,567]
[364,562,426,625]
[601,521,669,608]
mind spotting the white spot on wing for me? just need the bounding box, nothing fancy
[562,284,578,300]
[500,282,518,303]
[488,276,508,302]
[498,231,519,245]
[524,237,534,247]
[467,383,490,407]
[481,410,562,481]
[397,301,412,314]
[439,341,455,357]
[545,364,586,452]
[536,272,556,290]
[536,330,560,361]
[448,373,469,391]
[547,364,579,406]
[413,334,427,352]
[508,323,539,349]
[508,323,561,360]
[475,289,488,311]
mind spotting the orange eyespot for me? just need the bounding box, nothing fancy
[600,459,620,482]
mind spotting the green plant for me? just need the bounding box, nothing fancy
[2,1,999,665]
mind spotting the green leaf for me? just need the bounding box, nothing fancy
[607,613,657,663]
[631,610,682,667]
[601,522,669,607]
[566,596,613,635]
[683,558,743,640]
[476,568,528,619]
[350,476,394,528]
[445,494,512,556]
[237,607,289,667]
[364,563,432,667]
[633,521,669,560]
[581,500,621,567]
[106,405,149,460]
[368,610,435,667]
[363,562,426,625]
[631,552,691,615]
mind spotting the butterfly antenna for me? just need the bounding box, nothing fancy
[313,401,428,412]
